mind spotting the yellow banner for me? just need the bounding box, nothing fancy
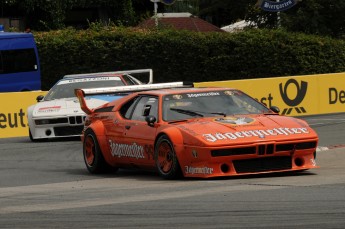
[1,72,345,138]
[195,73,345,116]
[0,91,47,138]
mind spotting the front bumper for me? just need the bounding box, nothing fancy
[29,115,86,139]
[177,139,319,178]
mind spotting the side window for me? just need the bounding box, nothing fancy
[1,48,38,74]
[131,96,158,121]
[120,97,140,119]
[0,51,3,73]
[121,75,136,85]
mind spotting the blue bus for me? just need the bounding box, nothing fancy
[0,31,41,92]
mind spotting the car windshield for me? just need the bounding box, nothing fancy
[163,90,271,121]
[44,77,125,101]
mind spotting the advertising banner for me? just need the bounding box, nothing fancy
[0,91,47,138]
[259,0,297,12]
[1,73,345,138]
[195,73,345,116]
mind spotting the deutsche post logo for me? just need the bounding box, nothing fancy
[279,79,307,115]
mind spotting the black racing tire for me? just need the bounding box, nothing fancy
[154,135,182,179]
[83,128,117,174]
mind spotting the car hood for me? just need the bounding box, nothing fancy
[31,97,110,117]
[175,115,318,146]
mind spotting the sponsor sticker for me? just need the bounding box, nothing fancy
[185,166,213,175]
[38,106,61,113]
[109,140,145,159]
[187,92,220,98]
[203,127,310,142]
[58,77,120,85]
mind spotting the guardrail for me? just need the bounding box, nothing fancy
[1,72,345,138]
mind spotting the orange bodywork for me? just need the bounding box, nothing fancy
[77,87,319,178]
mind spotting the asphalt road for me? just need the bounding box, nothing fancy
[0,113,345,228]
[299,112,345,148]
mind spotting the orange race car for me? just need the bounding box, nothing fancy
[75,82,319,179]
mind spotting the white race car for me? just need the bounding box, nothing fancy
[27,69,153,141]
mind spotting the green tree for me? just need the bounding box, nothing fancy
[4,0,137,31]
[247,0,345,38]
[164,0,200,15]
[281,0,345,37]
[6,0,72,30]
[198,0,253,27]
[245,1,280,29]
[119,0,136,26]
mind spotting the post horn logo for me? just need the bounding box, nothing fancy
[279,79,308,115]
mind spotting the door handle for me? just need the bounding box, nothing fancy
[125,125,131,130]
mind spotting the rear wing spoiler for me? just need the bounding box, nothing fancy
[75,81,193,114]
[64,69,153,84]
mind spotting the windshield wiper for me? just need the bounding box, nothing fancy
[209,112,227,117]
[167,119,189,124]
[170,108,204,117]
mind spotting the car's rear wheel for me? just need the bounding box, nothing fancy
[83,128,117,174]
[154,135,182,179]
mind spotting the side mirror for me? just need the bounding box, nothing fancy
[145,115,157,127]
[270,106,280,114]
[36,95,44,102]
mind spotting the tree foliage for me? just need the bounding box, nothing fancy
[3,0,141,30]
[246,0,345,38]
[198,0,252,27]
[281,0,345,37]
[3,0,345,37]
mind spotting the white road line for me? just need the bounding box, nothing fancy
[317,146,329,152]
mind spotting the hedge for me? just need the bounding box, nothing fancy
[33,27,345,90]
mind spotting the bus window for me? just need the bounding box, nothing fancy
[0,32,41,92]
[1,49,38,74]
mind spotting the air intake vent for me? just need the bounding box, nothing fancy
[211,147,256,157]
[233,156,292,173]
[276,141,317,152]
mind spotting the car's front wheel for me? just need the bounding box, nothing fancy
[83,128,117,174]
[154,135,182,179]
[29,128,40,142]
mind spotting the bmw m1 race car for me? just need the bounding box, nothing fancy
[27,69,153,141]
[75,82,319,179]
